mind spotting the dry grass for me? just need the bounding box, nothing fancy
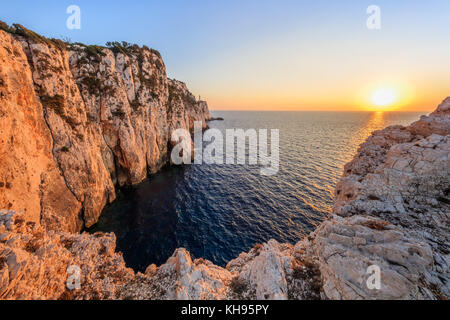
[362,220,390,231]
[230,276,248,296]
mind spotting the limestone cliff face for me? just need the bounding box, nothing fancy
[0,29,82,232]
[1,99,448,300]
[0,24,210,232]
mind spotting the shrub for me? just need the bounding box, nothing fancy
[36,57,63,74]
[0,20,13,33]
[183,92,197,106]
[49,38,66,51]
[106,41,135,56]
[111,107,126,120]
[230,277,248,296]
[0,21,66,51]
[39,94,65,116]
[67,43,106,63]
[168,85,179,104]
[130,98,140,111]
[138,71,158,90]
[85,45,106,61]
[80,74,101,95]
[39,94,78,129]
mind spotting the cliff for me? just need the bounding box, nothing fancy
[0,24,449,301]
[0,24,210,232]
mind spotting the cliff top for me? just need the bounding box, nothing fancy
[0,20,162,60]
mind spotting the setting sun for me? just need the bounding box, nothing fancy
[371,89,397,107]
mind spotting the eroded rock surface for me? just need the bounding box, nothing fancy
[0,24,210,231]
[0,209,134,300]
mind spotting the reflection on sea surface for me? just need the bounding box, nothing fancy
[346,111,386,162]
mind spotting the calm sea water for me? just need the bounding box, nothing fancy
[89,111,422,271]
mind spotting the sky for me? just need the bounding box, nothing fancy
[1,0,449,111]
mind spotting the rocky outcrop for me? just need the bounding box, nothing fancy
[0,209,134,299]
[0,24,210,232]
[0,29,82,232]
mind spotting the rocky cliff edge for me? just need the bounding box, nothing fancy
[0,23,210,232]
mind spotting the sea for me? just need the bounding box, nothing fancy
[89,111,423,271]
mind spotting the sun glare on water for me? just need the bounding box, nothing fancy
[370,89,397,110]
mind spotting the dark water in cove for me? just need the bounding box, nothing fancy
[89,111,422,271]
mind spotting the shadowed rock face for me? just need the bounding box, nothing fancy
[0,26,210,232]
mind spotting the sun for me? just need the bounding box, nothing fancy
[371,89,397,108]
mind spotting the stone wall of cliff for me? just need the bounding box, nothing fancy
[0,24,210,232]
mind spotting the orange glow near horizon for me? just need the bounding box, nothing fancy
[204,80,445,113]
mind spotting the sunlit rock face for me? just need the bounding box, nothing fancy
[0,30,82,233]
[328,101,450,299]
[0,209,134,300]
[0,26,210,231]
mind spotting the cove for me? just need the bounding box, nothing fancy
[88,166,184,272]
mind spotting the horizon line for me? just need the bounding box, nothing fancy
[209,109,432,113]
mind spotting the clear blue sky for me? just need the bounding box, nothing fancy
[2,0,450,110]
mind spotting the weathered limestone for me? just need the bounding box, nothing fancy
[1,96,448,300]
[0,25,210,231]
[0,30,82,233]
[0,209,134,300]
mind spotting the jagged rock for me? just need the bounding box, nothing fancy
[157,248,233,300]
[408,97,450,137]
[310,215,435,299]
[226,240,293,300]
[329,98,449,299]
[0,209,134,300]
